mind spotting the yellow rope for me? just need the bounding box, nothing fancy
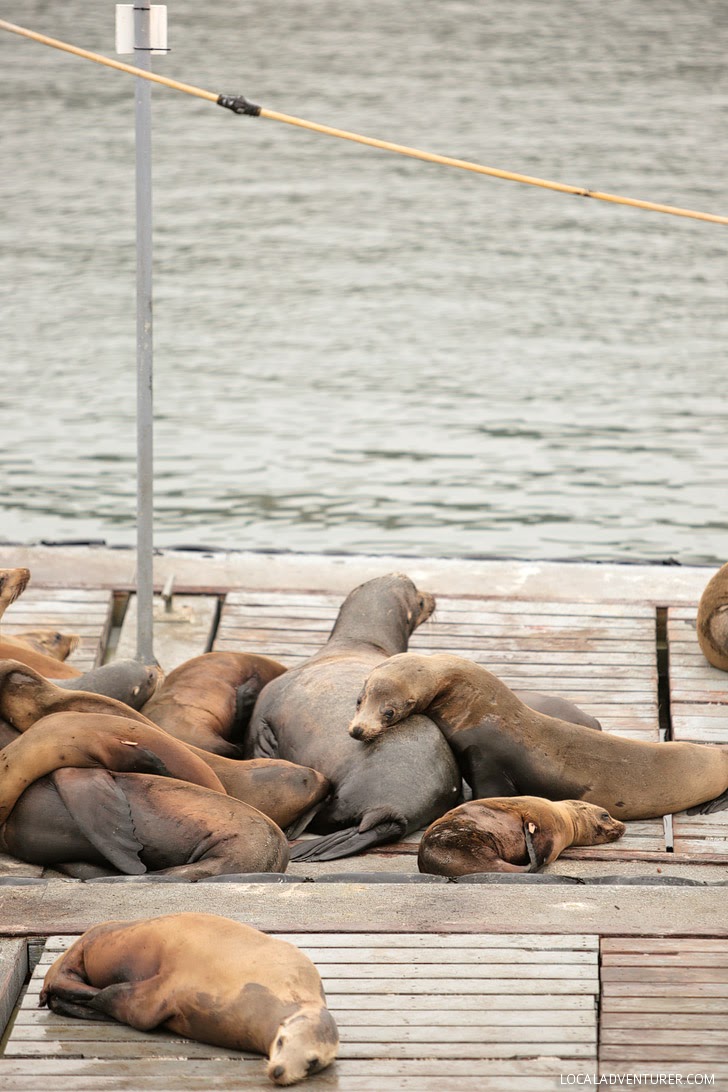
[2,17,726,227]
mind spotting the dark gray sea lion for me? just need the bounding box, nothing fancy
[697,562,728,672]
[247,574,462,861]
[3,770,288,879]
[141,651,287,757]
[349,651,728,818]
[513,691,601,730]
[40,913,338,1084]
[418,795,625,876]
[58,660,161,708]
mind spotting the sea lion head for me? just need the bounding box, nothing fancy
[349,654,431,741]
[565,800,626,845]
[0,569,30,617]
[267,1005,339,1085]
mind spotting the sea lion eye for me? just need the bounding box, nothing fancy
[355,695,362,708]
[382,707,395,720]
[600,813,610,821]
[276,1036,284,1049]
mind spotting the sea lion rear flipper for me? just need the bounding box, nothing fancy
[290,812,406,862]
[687,791,728,815]
[51,769,147,875]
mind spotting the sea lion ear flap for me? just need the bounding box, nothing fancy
[51,768,147,875]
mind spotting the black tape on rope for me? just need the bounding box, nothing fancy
[217,92,261,116]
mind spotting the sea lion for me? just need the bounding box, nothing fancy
[248,574,462,861]
[0,711,227,823]
[0,568,30,618]
[0,667,329,834]
[141,651,287,757]
[697,561,728,672]
[0,642,82,679]
[40,912,338,1084]
[0,660,156,731]
[513,691,601,730]
[418,796,625,876]
[3,770,289,878]
[349,652,728,818]
[57,660,161,708]
[4,629,79,661]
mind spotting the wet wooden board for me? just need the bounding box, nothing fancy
[0,938,26,1039]
[1,933,598,1089]
[215,590,664,856]
[600,937,728,1072]
[667,607,728,857]
[0,587,113,672]
[114,594,219,673]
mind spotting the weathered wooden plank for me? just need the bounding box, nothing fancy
[604,996,728,1013]
[602,937,728,953]
[41,932,599,951]
[602,966,728,983]
[600,1044,728,1061]
[602,1012,728,1029]
[0,937,27,1039]
[115,594,219,673]
[6,1039,597,1060]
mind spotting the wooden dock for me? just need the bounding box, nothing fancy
[1,546,727,1087]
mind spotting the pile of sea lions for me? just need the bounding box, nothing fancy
[1,562,727,880]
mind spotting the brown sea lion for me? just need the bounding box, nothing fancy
[141,651,287,757]
[0,720,184,825]
[0,568,30,618]
[248,574,462,861]
[40,913,338,1084]
[3,770,289,878]
[418,795,625,876]
[0,642,82,679]
[697,562,728,672]
[0,666,329,834]
[4,629,79,661]
[349,652,728,818]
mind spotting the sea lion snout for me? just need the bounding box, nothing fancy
[267,1008,339,1085]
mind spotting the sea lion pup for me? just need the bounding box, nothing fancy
[349,652,728,818]
[57,660,161,709]
[40,913,338,1084]
[3,770,289,878]
[0,711,227,823]
[418,796,625,876]
[697,562,728,672]
[141,651,287,757]
[248,574,461,861]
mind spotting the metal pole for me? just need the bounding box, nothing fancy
[134,1,155,663]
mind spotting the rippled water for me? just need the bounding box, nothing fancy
[2,1,726,562]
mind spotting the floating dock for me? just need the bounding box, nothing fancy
[1,545,727,1088]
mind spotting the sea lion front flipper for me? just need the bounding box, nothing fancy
[523,820,541,872]
[51,769,147,875]
[284,798,330,841]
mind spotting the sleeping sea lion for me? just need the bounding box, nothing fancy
[4,630,79,661]
[0,711,226,822]
[697,561,728,672]
[57,660,161,708]
[40,913,337,1084]
[248,573,462,861]
[418,796,625,876]
[0,661,156,731]
[141,651,287,757]
[349,652,728,818]
[513,691,601,730]
[3,770,289,878]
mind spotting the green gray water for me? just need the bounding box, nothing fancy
[2,1,726,562]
